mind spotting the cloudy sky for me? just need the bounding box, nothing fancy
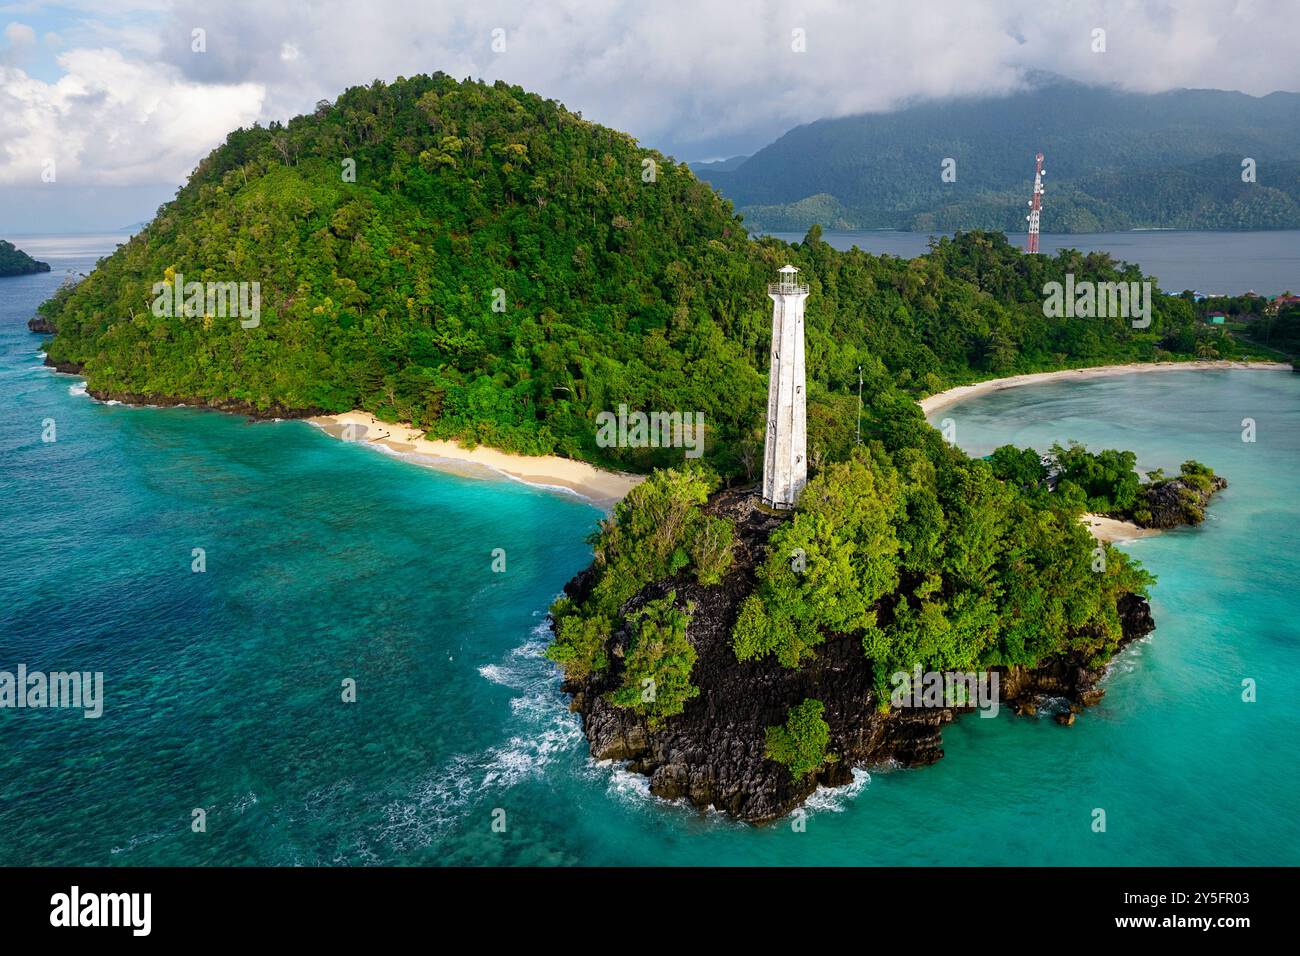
[2,0,1298,232]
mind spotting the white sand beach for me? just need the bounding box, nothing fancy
[1080,513,1161,544]
[309,410,643,509]
[918,360,1292,416]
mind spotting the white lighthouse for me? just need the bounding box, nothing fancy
[762,265,809,509]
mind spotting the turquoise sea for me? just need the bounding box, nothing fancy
[2,235,1298,865]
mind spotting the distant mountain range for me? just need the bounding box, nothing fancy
[692,77,1300,233]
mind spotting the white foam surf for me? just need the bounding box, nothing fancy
[804,767,871,814]
[374,617,582,850]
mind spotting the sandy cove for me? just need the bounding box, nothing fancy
[918,360,1292,416]
[918,360,1294,544]
[309,411,643,509]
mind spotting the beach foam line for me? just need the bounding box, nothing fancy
[804,767,872,814]
[372,621,585,849]
[324,430,590,503]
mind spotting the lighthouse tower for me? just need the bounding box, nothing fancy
[762,265,809,509]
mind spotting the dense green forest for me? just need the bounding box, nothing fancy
[38,73,1253,476]
[694,77,1300,234]
[0,240,50,277]
[989,442,1222,527]
[549,431,1152,722]
[1243,304,1300,358]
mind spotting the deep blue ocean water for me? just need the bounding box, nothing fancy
[768,229,1300,296]
[2,235,1297,865]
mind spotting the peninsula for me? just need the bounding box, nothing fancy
[0,239,50,278]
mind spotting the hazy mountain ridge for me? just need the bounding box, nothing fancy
[695,79,1300,233]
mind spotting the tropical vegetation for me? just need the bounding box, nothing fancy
[0,239,50,277]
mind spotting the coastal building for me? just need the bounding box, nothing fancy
[1269,293,1300,314]
[762,265,809,509]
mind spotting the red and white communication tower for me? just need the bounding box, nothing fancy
[1025,151,1045,254]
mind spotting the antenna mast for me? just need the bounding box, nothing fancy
[1025,151,1045,254]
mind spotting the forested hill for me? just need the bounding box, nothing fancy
[0,240,50,277]
[695,78,1300,233]
[39,73,1236,475]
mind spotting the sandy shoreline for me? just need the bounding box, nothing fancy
[1081,513,1160,545]
[309,411,643,509]
[309,362,1287,515]
[311,412,1156,542]
[914,360,1288,543]
[918,360,1292,416]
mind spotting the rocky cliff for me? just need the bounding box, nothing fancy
[557,488,1157,823]
[1137,474,1229,529]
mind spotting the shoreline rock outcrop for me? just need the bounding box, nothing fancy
[1136,474,1228,529]
[40,355,326,420]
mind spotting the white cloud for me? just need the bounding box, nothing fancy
[3,0,1299,193]
[152,0,1300,159]
[2,20,36,64]
[0,46,263,185]
[4,21,34,44]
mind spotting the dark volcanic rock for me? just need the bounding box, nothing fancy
[43,357,84,374]
[85,389,325,420]
[999,592,1151,711]
[1138,475,1228,529]
[27,315,55,333]
[559,488,1159,823]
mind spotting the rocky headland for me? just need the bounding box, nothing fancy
[37,355,326,420]
[557,486,1160,823]
[0,239,51,278]
[1135,473,1228,529]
